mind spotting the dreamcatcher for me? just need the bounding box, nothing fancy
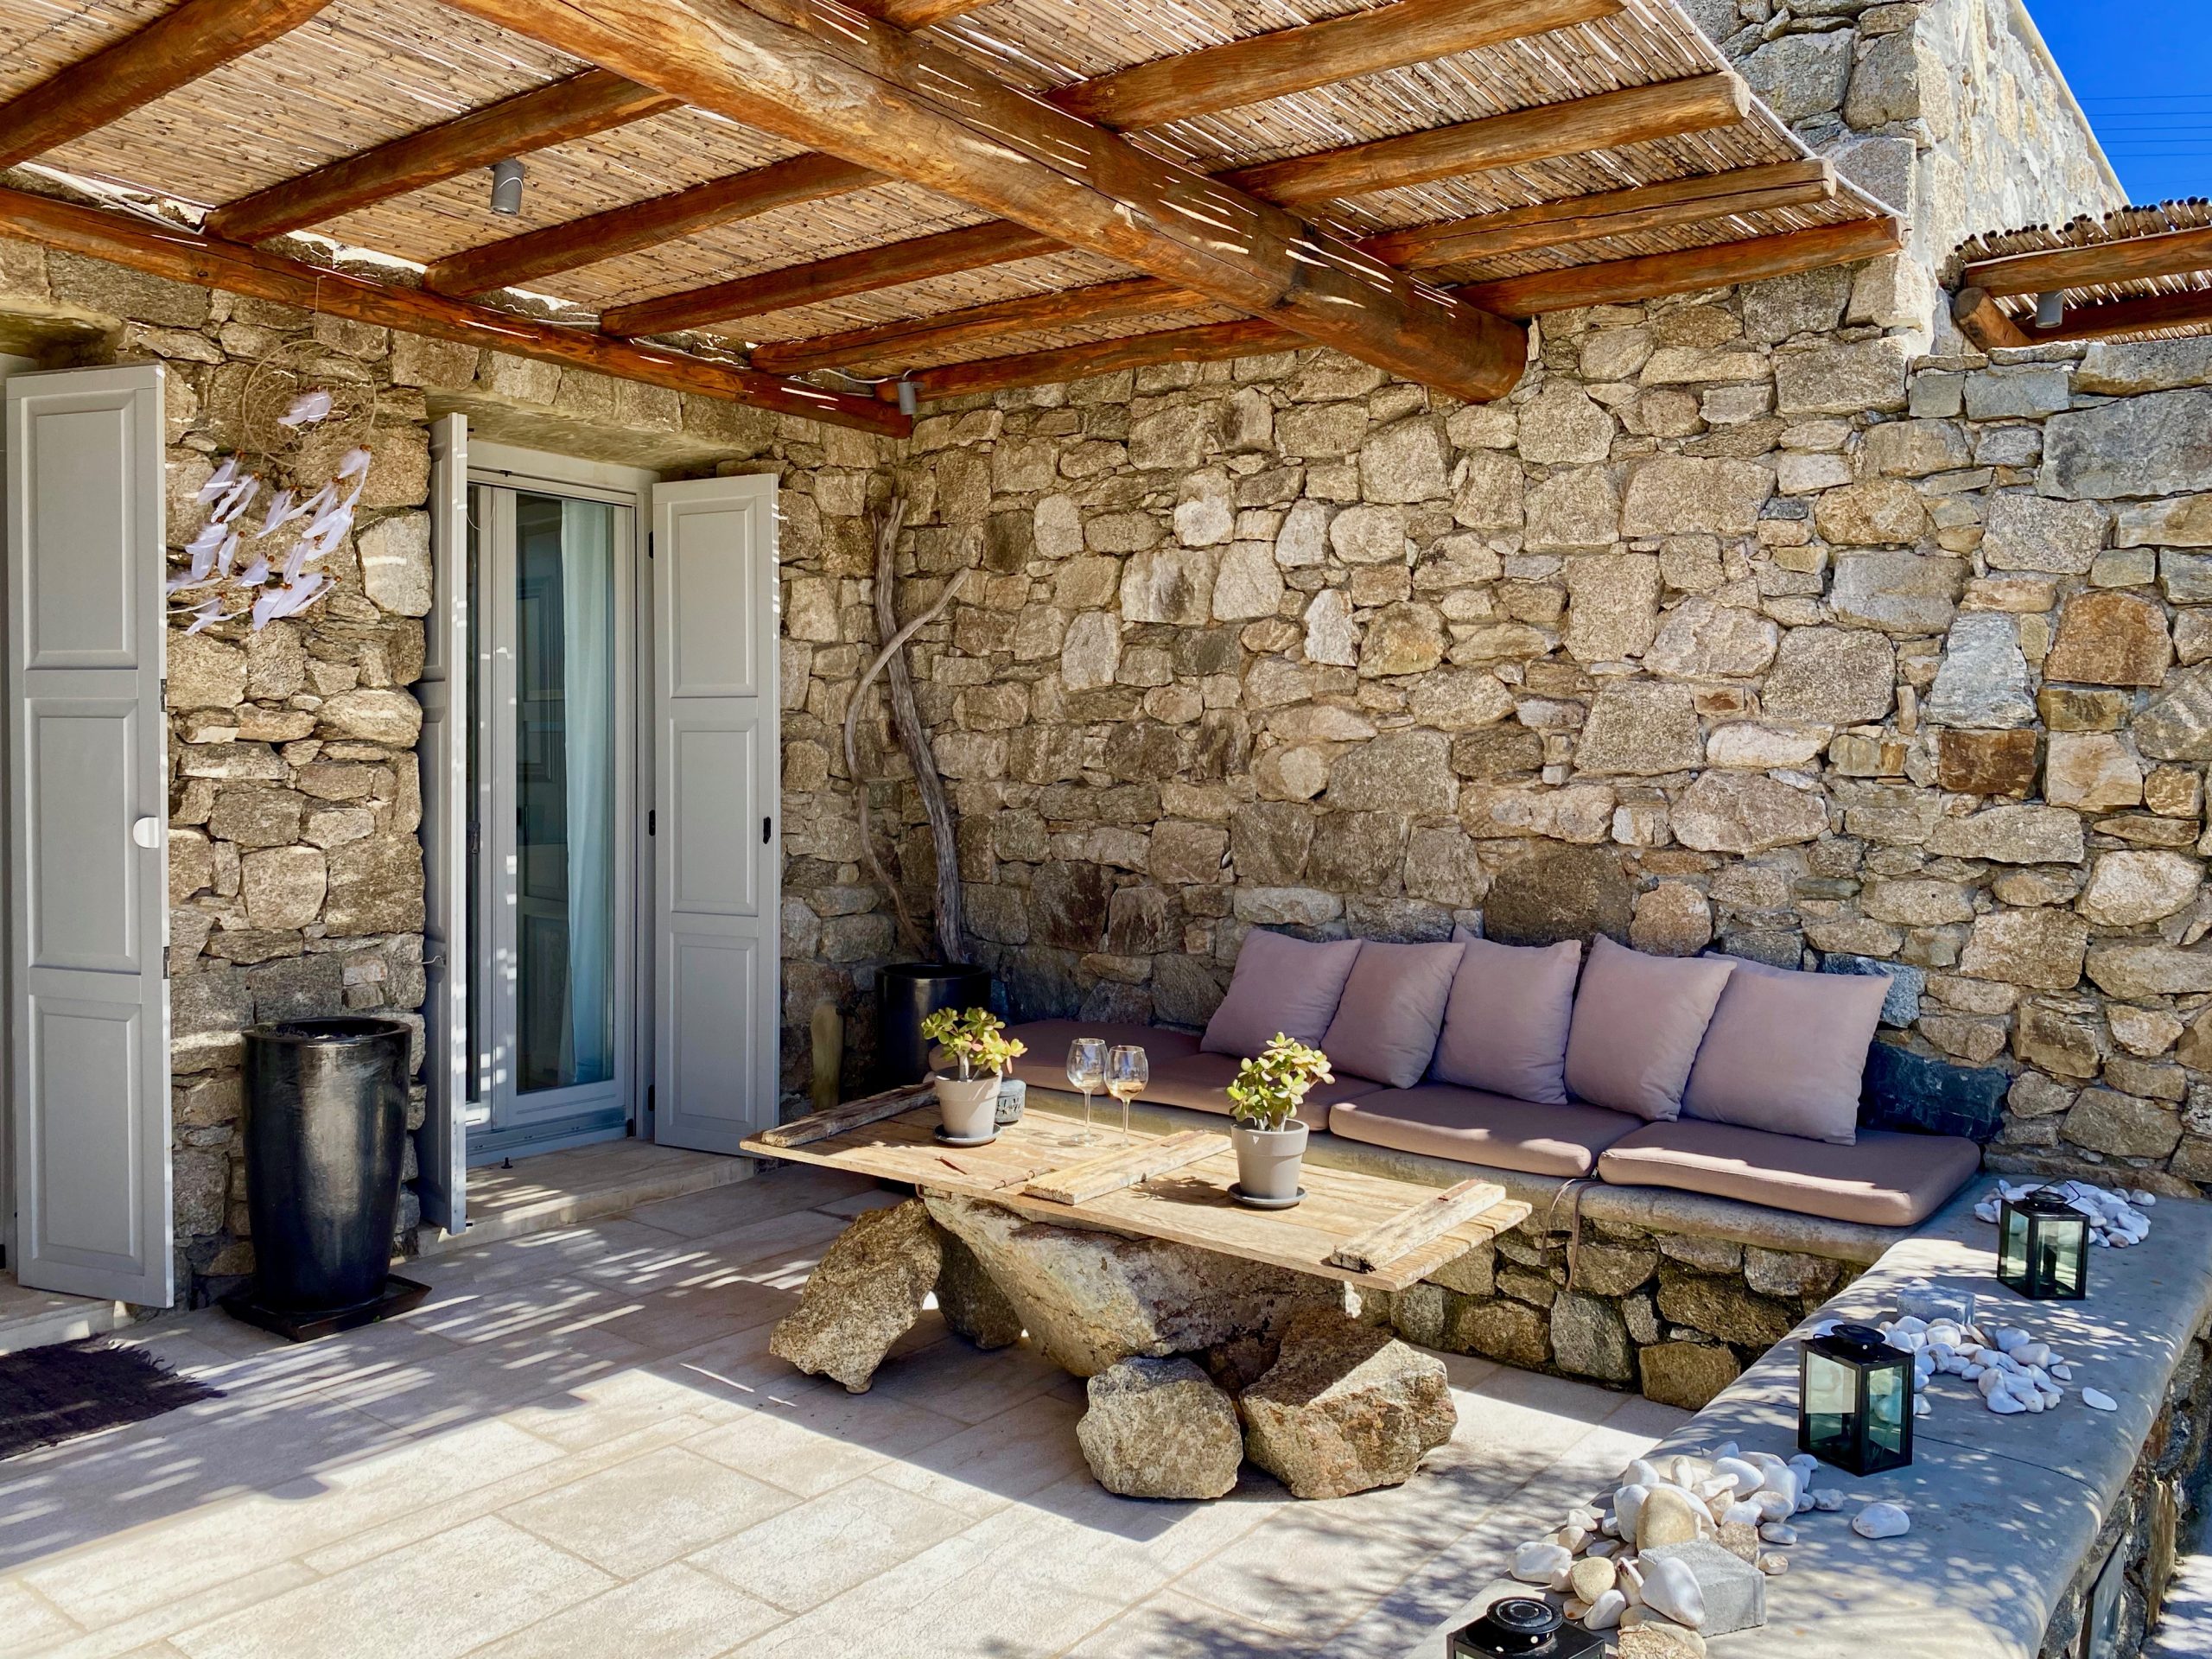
[168,336,380,633]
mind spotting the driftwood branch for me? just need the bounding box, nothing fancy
[842,495,969,963]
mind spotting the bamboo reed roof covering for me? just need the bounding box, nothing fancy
[1950,200,2212,352]
[0,0,1903,432]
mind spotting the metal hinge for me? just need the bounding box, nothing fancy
[468,819,481,855]
[762,816,772,845]
[646,531,655,559]
[648,809,657,836]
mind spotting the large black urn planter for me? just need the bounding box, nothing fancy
[220,1017,429,1341]
[876,962,994,1087]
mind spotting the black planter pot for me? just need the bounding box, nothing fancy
[877,962,994,1086]
[223,1017,427,1340]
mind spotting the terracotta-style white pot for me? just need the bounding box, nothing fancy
[935,1073,1001,1141]
[1232,1120,1308,1203]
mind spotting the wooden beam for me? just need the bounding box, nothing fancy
[2017,288,2212,345]
[426,151,880,296]
[878,316,1308,402]
[206,69,678,243]
[1023,1130,1227,1206]
[603,221,1064,337]
[1363,159,1836,269]
[1324,1178,1508,1274]
[752,1082,936,1147]
[1963,225,2212,299]
[0,0,334,170]
[442,0,1528,403]
[0,185,906,435]
[749,276,1205,373]
[1456,216,1903,315]
[873,0,995,24]
[1222,73,1751,207]
[1051,0,1623,130]
[1952,285,2032,351]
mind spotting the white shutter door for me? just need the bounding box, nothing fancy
[5,364,172,1306]
[652,475,779,1154]
[416,414,470,1233]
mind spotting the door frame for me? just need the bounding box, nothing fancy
[0,349,29,1271]
[462,442,657,1165]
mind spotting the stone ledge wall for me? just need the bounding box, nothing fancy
[2038,1313,2211,1658]
[1362,1212,1866,1411]
[876,270,2212,1202]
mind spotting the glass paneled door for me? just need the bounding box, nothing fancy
[467,480,638,1158]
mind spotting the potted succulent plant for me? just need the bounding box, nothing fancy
[919,1006,1027,1144]
[1225,1033,1333,1208]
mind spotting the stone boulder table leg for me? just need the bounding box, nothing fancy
[1240,1306,1459,1499]
[768,1198,943,1392]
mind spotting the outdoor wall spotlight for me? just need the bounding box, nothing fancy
[1447,1597,1604,1658]
[2036,290,2065,329]
[1999,1188,2090,1301]
[896,378,919,416]
[490,158,526,216]
[1799,1321,1913,1476]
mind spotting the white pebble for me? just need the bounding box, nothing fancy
[1586,1589,1627,1630]
[1713,1457,1764,1497]
[1639,1556,1707,1630]
[1988,1389,2027,1414]
[1759,1522,1798,1545]
[1513,1541,1572,1584]
[2083,1388,2120,1412]
[1813,1490,1843,1512]
[1853,1503,1911,1540]
[1915,1396,1932,1417]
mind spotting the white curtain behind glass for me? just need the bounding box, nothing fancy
[560,499,615,1085]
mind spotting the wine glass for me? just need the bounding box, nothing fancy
[1106,1044,1148,1144]
[1066,1038,1106,1144]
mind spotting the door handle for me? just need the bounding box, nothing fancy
[130,817,162,849]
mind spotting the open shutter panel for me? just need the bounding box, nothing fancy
[416,413,471,1235]
[651,474,779,1154]
[5,364,172,1306]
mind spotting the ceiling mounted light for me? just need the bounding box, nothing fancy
[490,158,525,216]
[2036,290,2065,329]
[896,378,918,416]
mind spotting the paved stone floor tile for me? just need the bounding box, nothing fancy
[0,1161,1685,1659]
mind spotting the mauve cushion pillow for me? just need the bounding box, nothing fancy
[1200,930,1364,1058]
[1564,936,1736,1122]
[1683,957,1888,1145]
[1321,941,1467,1088]
[1428,935,1584,1104]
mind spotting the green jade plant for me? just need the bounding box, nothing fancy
[1226,1033,1334,1132]
[919,1006,1026,1082]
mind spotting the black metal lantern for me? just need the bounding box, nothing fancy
[1998,1189,2090,1301]
[1448,1599,1605,1659]
[1798,1321,1913,1476]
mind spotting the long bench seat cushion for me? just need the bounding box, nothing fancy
[1431,935,1581,1104]
[1138,1052,1384,1125]
[1201,930,1364,1058]
[1331,1084,1645,1179]
[1596,1119,1983,1228]
[1683,957,1890,1145]
[1565,936,1736,1122]
[1002,1020,1200,1093]
[1322,940,1465,1088]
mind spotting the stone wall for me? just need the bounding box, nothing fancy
[884,270,2212,1202]
[1700,0,2123,341]
[1362,1210,1867,1410]
[0,238,900,1304]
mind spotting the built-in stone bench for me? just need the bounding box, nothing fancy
[1023,1085,1907,1410]
[1414,1177,2212,1658]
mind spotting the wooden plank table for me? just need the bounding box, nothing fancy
[741,1094,1529,1294]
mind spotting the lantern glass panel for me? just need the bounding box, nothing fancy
[2042,1213,2088,1299]
[1866,1360,1909,1464]
[1999,1205,2032,1285]
[1802,1347,1854,1459]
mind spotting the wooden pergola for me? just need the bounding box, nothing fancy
[0,0,1902,436]
[1953,201,2212,351]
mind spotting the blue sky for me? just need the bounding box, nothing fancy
[2033,0,2212,204]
